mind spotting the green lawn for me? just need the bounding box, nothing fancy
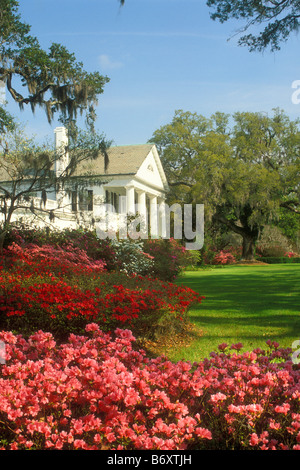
[173,264,300,363]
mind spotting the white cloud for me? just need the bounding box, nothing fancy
[98,54,124,71]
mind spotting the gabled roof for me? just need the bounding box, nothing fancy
[0,143,169,192]
[74,144,155,177]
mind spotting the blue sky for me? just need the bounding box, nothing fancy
[6,0,300,146]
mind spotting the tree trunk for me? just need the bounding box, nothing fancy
[241,233,257,260]
[213,210,260,261]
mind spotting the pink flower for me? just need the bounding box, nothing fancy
[274,403,290,415]
[249,433,259,446]
[195,427,212,440]
[210,392,227,403]
[218,343,228,352]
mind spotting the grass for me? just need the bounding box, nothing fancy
[169,264,300,363]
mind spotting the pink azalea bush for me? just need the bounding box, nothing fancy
[0,326,299,450]
[285,251,300,259]
[213,250,236,265]
[3,242,107,276]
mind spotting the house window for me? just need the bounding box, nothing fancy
[78,192,85,211]
[105,190,119,212]
[87,190,93,211]
[71,191,77,212]
[113,192,118,212]
[72,190,93,212]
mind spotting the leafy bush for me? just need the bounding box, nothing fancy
[110,239,154,276]
[259,257,300,264]
[143,238,200,281]
[5,227,201,279]
[256,225,294,258]
[3,241,107,276]
[0,327,299,450]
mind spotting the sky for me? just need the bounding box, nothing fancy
[5,0,300,146]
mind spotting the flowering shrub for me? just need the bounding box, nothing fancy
[4,226,121,272]
[5,227,200,279]
[213,250,236,265]
[0,326,299,450]
[143,238,200,281]
[285,251,300,259]
[3,242,106,276]
[0,245,204,340]
[201,245,241,265]
[110,239,154,276]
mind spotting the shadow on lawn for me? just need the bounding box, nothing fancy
[177,266,300,346]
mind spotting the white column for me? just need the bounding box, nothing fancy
[126,186,135,215]
[137,191,147,223]
[54,127,69,212]
[159,199,167,238]
[54,127,69,177]
[149,195,158,238]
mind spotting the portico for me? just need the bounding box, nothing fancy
[68,135,170,238]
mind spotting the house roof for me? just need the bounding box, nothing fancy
[0,143,169,192]
[74,144,155,177]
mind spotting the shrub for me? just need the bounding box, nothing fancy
[259,257,300,264]
[109,239,154,276]
[201,245,241,265]
[285,251,300,259]
[213,250,236,265]
[2,242,107,276]
[0,243,204,340]
[143,238,200,281]
[0,326,299,450]
[4,226,121,272]
[256,225,294,258]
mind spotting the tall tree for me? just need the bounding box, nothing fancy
[206,0,300,51]
[150,109,300,260]
[0,0,109,133]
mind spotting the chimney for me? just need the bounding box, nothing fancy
[54,127,69,177]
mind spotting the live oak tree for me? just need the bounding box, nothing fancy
[206,0,300,51]
[150,109,300,260]
[0,0,109,134]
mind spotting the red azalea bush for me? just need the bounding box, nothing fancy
[5,227,121,271]
[0,325,299,450]
[0,244,204,340]
[5,227,200,278]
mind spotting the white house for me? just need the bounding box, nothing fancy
[0,127,170,239]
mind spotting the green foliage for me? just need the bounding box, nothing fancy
[206,0,300,51]
[259,257,300,264]
[0,0,109,129]
[276,208,300,245]
[150,109,300,260]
